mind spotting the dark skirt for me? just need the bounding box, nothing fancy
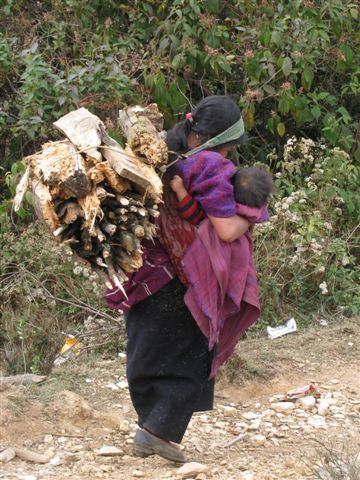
[125,277,215,443]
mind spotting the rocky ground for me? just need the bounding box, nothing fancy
[1,319,359,480]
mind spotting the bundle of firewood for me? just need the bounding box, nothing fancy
[14,104,168,291]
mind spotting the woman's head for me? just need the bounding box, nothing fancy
[166,95,244,158]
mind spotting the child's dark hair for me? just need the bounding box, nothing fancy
[233,167,274,208]
[166,95,244,159]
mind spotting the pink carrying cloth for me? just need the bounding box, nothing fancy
[182,204,262,378]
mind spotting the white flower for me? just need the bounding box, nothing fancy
[319,281,328,294]
[82,268,90,278]
[318,266,325,273]
[341,256,350,266]
[73,266,83,275]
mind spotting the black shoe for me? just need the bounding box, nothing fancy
[133,429,187,463]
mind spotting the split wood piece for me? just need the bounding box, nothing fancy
[13,165,30,212]
[98,126,157,196]
[0,448,16,463]
[31,178,60,231]
[14,448,50,464]
[57,201,84,225]
[29,140,91,199]
[0,374,46,387]
[101,219,117,236]
[77,188,102,236]
[118,105,168,166]
[115,251,143,273]
[87,161,131,193]
[132,225,145,238]
[140,103,164,131]
[124,145,163,203]
[53,108,103,162]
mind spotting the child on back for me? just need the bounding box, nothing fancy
[171,166,274,227]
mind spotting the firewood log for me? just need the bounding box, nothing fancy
[15,105,169,284]
[118,105,167,166]
[53,108,103,162]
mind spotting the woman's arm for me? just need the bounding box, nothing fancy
[208,215,250,242]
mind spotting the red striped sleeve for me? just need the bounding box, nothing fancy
[177,194,205,225]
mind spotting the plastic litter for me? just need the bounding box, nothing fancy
[54,335,82,365]
[287,383,320,399]
[267,318,297,339]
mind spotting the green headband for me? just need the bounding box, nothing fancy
[184,117,245,158]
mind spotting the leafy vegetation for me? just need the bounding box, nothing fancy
[0,1,359,373]
[254,139,360,326]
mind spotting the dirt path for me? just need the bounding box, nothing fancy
[1,320,359,480]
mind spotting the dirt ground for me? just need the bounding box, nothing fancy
[1,319,359,480]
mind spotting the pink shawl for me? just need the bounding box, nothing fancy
[182,204,262,378]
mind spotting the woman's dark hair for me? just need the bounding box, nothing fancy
[166,95,243,160]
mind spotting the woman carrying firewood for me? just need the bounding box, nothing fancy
[106,96,262,463]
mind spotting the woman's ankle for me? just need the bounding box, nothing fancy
[141,426,170,444]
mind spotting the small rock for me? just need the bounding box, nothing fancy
[330,379,339,384]
[196,474,207,480]
[107,382,119,390]
[119,420,130,432]
[43,434,53,443]
[215,421,228,428]
[242,411,260,420]
[117,380,128,389]
[95,445,123,456]
[317,399,331,415]
[251,434,266,446]
[308,415,327,428]
[269,395,287,403]
[0,448,16,463]
[241,471,254,480]
[70,444,85,452]
[100,465,114,472]
[79,465,98,474]
[297,396,316,410]
[177,462,208,479]
[133,470,144,478]
[236,422,250,430]
[218,405,237,417]
[49,455,62,466]
[271,402,296,414]
[248,419,261,431]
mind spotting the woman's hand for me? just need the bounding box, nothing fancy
[170,175,188,201]
[208,215,250,242]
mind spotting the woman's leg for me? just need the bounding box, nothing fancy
[125,277,214,444]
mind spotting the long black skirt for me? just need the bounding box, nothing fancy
[124,277,215,443]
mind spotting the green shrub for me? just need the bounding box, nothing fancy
[254,139,360,326]
[0,222,117,374]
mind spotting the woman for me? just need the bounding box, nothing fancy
[106,96,254,463]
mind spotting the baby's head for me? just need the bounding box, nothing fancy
[232,167,274,208]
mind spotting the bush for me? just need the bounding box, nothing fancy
[254,138,360,326]
[0,222,118,374]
